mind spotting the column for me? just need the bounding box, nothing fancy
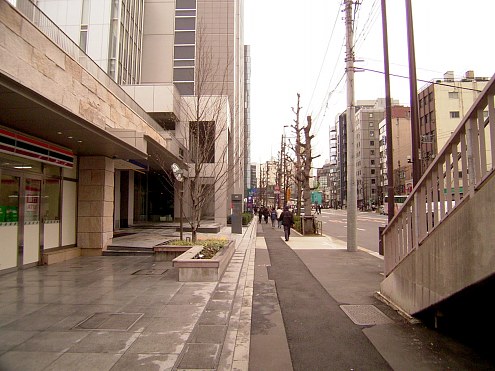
[77,156,114,255]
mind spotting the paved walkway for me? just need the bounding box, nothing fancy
[250,222,495,370]
[0,217,494,370]
[0,222,256,371]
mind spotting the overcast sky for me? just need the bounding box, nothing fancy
[244,0,495,168]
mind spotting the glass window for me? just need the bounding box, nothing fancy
[176,0,196,9]
[176,82,194,95]
[175,31,195,45]
[450,111,460,118]
[0,175,19,223]
[173,68,194,82]
[81,0,90,24]
[175,17,196,31]
[174,60,195,67]
[176,10,196,16]
[448,92,459,99]
[80,26,88,52]
[25,179,41,222]
[174,45,195,59]
[43,179,60,221]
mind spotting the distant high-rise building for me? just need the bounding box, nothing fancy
[37,0,247,224]
[378,106,412,198]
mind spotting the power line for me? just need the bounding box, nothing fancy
[358,67,484,92]
[306,1,345,114]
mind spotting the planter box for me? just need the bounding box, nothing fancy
[172,240,235,282]
[153,244,193,261]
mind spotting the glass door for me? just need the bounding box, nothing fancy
[0,175,20,271]
[23,178,41,265]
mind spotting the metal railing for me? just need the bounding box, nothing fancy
[5,0,186,154]
[383,74,495,276]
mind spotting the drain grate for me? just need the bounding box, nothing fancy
[340,305,392,326]
[132,269,168,275]
[74,312,144,331]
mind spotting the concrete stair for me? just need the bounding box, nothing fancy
[103,245,154,256]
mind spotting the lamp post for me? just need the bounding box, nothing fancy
[171,163,184,240]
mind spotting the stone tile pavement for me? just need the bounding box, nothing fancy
[0,221,257,371]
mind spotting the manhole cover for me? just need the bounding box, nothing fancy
[132,269,168,275]
[340,305,392,326]
[74,312,143,331]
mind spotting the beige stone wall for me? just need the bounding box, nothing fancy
[77,156,115,253]
[380,172,495,315]
[0,2,168,148]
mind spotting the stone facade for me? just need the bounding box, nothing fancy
[77,156,115,254]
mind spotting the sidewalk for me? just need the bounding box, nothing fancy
[1,218,493,370]
[0,221,256,371]
[251,221,494,370]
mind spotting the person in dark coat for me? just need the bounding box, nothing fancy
[280,206,294,241]
[258,207,263,223]
[263,207,269,224]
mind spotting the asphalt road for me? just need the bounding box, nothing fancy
[316,209,388,253]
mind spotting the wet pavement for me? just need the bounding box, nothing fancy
[0,217,494,370]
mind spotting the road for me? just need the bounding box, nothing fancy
[315,209,388,253]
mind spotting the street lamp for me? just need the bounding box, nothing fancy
[171,163,184,240]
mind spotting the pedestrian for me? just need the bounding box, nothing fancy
[281,206,294,241]
[258,207,263,223]
[270,207,277,228]
[276,206,283,228]
[263,207,269,224]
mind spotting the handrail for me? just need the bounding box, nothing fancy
[382,74,495,276]
[5,0,186,153]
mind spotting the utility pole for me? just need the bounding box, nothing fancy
[277,135,284,208]
[405,0,421,186]
[345,0,357,252]
[381,0,395,221]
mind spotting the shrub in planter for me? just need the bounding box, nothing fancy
[193,239,227,259]
[293,215,302,233]
[227,212,253,225]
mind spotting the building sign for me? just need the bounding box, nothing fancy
[0,128,74,168]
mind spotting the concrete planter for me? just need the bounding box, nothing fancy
[153,244,194,261]
[172,240,235,282]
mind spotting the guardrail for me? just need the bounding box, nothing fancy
[383,74,495,276]
[5,0,186,153]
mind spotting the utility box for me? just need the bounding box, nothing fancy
[231,194,242,234]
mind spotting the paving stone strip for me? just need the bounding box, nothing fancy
[174,221,256,370]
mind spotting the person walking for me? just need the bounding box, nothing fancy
[276,206,283,228]
[263,207,269,224]
[270,207,277,228]
[258,207,263,223]
[281,206,294,241]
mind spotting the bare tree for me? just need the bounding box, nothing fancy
[152,21,244,242]
[301,116,320,218]
[290,93,304,215]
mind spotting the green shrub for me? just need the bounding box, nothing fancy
[194,238,229,259]
[293,215,302,233]
[163,239,194,246]
[227,212,253,225]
